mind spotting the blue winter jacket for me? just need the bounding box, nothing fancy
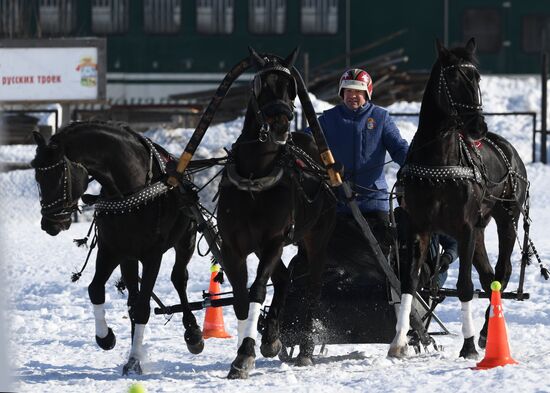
[305,103,409,213]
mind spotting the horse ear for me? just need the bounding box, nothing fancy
[435,38,444,53]
[283,47,300,69]
[435,38,451,62]
[465,37,477,55]
[32,130,46,147]
[248,46,266,68]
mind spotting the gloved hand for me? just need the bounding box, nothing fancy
[438,253,453,273]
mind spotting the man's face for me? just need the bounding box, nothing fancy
[343,88,367,110]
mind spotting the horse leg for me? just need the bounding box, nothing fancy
[88,246,118,351]
[227,242,284,378]
[471,230,495,349]
[456,226,478,359]
[260,258,289,358]
[493,206,519,291]
[388,230,430,358]
[122,254,162,376]
[244,242,284,358]
[476,206,519,348]
[221,245,252,379]
[172,230,203,354]
[294,231,330,367]
[120,257,139,321]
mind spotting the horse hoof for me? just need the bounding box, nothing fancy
[185,327,204,354]
[387,345,407,358]
[260,338,282,358]
[227,355,255,379]
[122,357,142,376]
[186,339,205,355]
[227,365,249,379]
[478,334,487,349]
[278,346,292,363]
[294,354,314,367]
[459,349,479,360]
[459,336,479,359]
[95,327,116,350]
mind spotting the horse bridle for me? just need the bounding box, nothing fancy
[249,62,297,145]
[34,157,88,222]
[438,63,483,123]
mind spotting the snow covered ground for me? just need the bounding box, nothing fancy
[1,75,550,393]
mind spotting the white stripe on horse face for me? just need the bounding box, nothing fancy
[461,301,476,339]
[237,302,262,348]
[93,304,108,338]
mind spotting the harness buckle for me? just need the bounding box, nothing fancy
[258,123,270,142]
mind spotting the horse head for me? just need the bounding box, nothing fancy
[31,131,89,236]
[434,38,487,142]
[248,47,299,145]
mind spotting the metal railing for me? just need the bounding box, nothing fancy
[390,111,539,163]
[1,109,59,133]
[300,111,539,163]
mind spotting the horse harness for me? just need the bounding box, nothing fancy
[438,63,483,119]
[35,156,88,220]
[221,142,333,242]
[249,62,296,144]
[91,135,174,215]
[399,133,529,207]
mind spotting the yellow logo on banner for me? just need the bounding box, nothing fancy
[76,57,97,87]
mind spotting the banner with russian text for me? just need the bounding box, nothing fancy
[0,47,101,102]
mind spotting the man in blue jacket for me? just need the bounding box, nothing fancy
[306,68,409,254]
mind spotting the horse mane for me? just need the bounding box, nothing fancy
[51,120,137,145]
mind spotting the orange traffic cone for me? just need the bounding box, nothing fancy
[202,263,232,339]
[475,281,518,370]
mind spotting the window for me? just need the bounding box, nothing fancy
[143,0,181,34]
[301,0,338,34]
[0,0,27,38]
[522,15,550,53]
[249,0,286,34]
[462,9,502,53]
[38,0,77,36]
[92,0,129,34]
[197,0,234,34]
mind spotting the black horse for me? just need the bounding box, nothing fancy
[389,38,528,358]
[217,48,336,378]
[31,121,202,374]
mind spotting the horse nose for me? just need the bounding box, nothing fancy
[41,218,61,236]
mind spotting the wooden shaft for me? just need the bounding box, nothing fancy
[167,151,193,186]
[320,149,342,187]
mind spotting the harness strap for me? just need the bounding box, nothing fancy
[90,134,171,214]
[400,163,481,182]
[223,162,284,192]
[71,215,97,282]
[94,181,170,214]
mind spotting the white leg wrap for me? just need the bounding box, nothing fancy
[394,302,401,317]
[93,304,108,338]
[237,319,247,348]
[129,324,146,360]
[243,302,262,339]
[461,301,475,339]
[391,293,413,347]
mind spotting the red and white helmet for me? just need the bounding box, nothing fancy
[338,68,373,100]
